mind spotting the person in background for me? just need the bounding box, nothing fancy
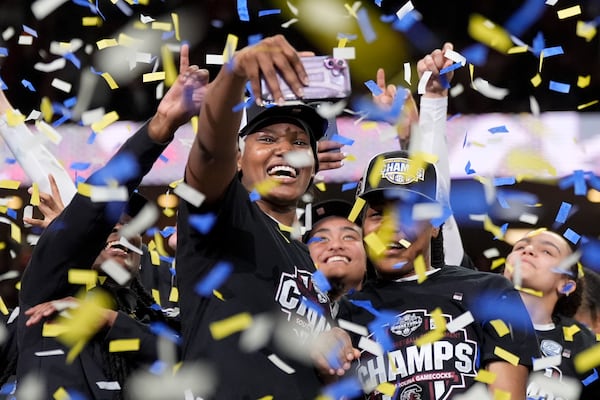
[575,268,600,335]
[503,228,600,399]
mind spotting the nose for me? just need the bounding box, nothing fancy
[521,244,535,256]
[273,139,293,155]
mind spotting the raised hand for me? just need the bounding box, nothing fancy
[24,296,79,326]
[23,174,65,229]
[311,327,360,378]
[373,68,398,109]
[149,43,210,143]
[417,42,455,98]
[316,140,345,172]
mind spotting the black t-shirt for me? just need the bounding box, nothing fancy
[337,266,540,400]
[528,314,600,400]
[177,178,332,399]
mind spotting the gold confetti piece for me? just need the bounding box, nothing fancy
[364,232,386,256]
[68,269,98,287]
[209,312,253,340]
[169,178,183,189]
[117,33,143,47]
[151,21,172,31]
[468,14,512,53]
[169,286,179,302]
[577,100,599,110]
[348,198,366,223]
[0,296,8,315]
[42,322,70,337]
[337,38,348,48]
[82,16,102,26]
[30,182,40,206]
[76,182,92,197]
[66,339,86,364]
[53,387,70,400]
[153,232,169,257]
[531,73,542,87]
[494,346,519,366]
[576,21,597,41]
[0,180,20,190]
[415,329,445,347]
[577,75,591,88]
[101,72,119,89]
[431,307,446,331]
[151,289,161,306]
[415,254,427,283]
[493,389,511,400]
[475,368,497,384]
[563,324,581,341]
[109,338,140,352]
[490,319,510,337]
[360,121,378,130]
[0,242,4,251]
[257,397,274,400]
[91,111,119,132]
[163,207,176,217]
[171,13,180,41]
[10,223,20,243]
[96,38,118,50]
[376,382,396,396]
[491,258,506,270]
[517,286,543,297]
[5,109,25,126]
[143,72,166,83]
[36,120,63,144]
[213,290,224,301]
[345,154,356,162]
[41,96,53,122]
[557,5,581,19]
[483,216,503,240]
[507,46,528,54]
[315,182,326,191]
[368,155,384,190]
[344,3,358,19]
[149,250,160,266]
[596,333,600,342]
[222,34,239,64]
[574,343,600,372]
[191,115,198,134]
[162,45,177,87]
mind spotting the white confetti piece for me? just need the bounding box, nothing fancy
[483,248,500,259]
[0,322,6,345]
[338,318,369,336]
[545,0,559,4]
[268,353,295,374]
[31,0,69,20]
[519,213,539,225]
[25,109,41,121]
[205,54,224,65]
[49,38,83,55]
[412,202,443,221]
[239,314,274,352]
[119,203,159,239]
[100,259,132,286]
[50,77,72,93]
[135,51,153,64]
[528,372,581,399]
[118,236,143,255]
[81,107,106,126]
[358,336,383,356]
[173,182,206,208]
[7,307,19,324]
[51,300,78,312]
[472,77,509,100]
[446,311,474,333]
[18,35,34,45]
[529,95,540,116]
[533,355,562,371]
[395,1,414,20]
[96,381,121,390]
[450,83,464,97]
[404,62,411,85]
[35,120,62,144]
[281,18,299,28]
[90,186,128,202]
[303,203,312,231]
[444,49,466,66]
[140,14,155,24]
[0,270,20,282]
[35,349,65,356]
[287,0,299,16]
[23,205,33,228]
[33,57,66,73]
[332,47,356,60]
[2,27,15,41]
[417,70,432,95]
[315,100,347,119]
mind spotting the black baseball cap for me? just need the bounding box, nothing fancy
[357,150,438,203]
[239,103,328,168]
[302,199,361,242]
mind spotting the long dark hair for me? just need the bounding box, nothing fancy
[554,260,583,318]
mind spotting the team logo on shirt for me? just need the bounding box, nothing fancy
[381,158,425,185]
[357,309,478,400]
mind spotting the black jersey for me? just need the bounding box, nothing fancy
[176,177,332,399]
[527,315,600,400]
[338,266,539,400]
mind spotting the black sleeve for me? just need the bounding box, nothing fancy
[19,120,170,308]
[103,312,161,367]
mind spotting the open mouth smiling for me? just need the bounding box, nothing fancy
[267,165,298,179]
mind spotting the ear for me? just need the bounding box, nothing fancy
[236,149,242,172]
[431,226,440,238]
[560,280,576,297]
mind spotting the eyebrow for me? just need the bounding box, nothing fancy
[514,238,562,254]
[311,225,361,236]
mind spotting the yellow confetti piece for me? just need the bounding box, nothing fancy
[557,5,581,19]
[490,319,510,337]
[169,286,179,302]
[117,33,143,47]
[574,342,600,373]
[494,346,519,366]
[0,242,4,251]
[91,111,119,132]
[68,269,98,287]
[483,216,503,240]
[506,149,557,176]
[491,258,506,270]
[53,387,71,400]
[150,250,160,266]
[153,232,169,257]
[41,96,53,122]
[171,13,180,41]
[96,38,118,50]
[161,45,177,87]
[213,290,224,301]
[530,73,542,87]
[345,154,356,162]
[169,178,183,189]
[0,180,20,190]
[376,382,396,396]
[151,21,172,31]
[10,223,21,244]
[576,21,597,42]
[507,46,528,54]
[76,182,92,197]
[209,312,252,340]
[143,71,166,83]
[163,207,176,217]
[191,115,198,134]
[475,368,497,384]
[0,296,8,315]
[344,3,358,19]
[596,333,600,342]
[101,72,119,89]
[337,38,348,48]
[415,254,427,284]
[368,156,384,190]
[577,100,599,110]
[517,286,543,297]
[468,14,513,53]
[5,108,25,126]
[82,16,102,26]
[348,198,366,223]
[431,307,446,331]
[109,338,140,352]
[563,324,581,342]
[222,34,239,64]
[360,121,378,130]
[42,322,70,337]
[493,389,511,400]
[66,339,86,364]
[577,75,591,88]
[255,178,280,196]
[30,182,40,206]
[363,232,386,256]
[415,329,445,347]
[315,182,326,191]
[151,289,161,306]
[257,397,274,400]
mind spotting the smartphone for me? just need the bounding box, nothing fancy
[260,56,351,102]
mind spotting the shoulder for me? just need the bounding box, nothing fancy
[436,266,512,288]
[555,314,598,344]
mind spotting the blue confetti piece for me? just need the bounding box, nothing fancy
[22,24,38,37]
[496,223,509,240]
[393,261,407,269]
[159,154,169,163]
[349,299,381,317]
[439,62,463,75]
[300,296,325,316]
[462,131,468,148]
[63,96,77,108]
[582,369,599,386]
[0,77,7,90]
[563,228,581,245]
[357,8,376,43]
[392,10,418,31]
[493,177,516,186]
[64,52,81,69]
[189,213,217,234]
[169,267,177,277]
[504,0,546,37]
[465,160,476,175]
[541,46,564,58]
[150,321,181,344]
[87,131,97,144]
[555,202,572,224]
[70,162,91,171]
[461,44,488,67]
[336,33,358,40]
[88,153,140,185]
[159,255,174,264]
[312,270,332,292]
[306,236,323,245]
[5,158,16,164]
[237,0,250,21]
[341,182,358,192]
[149,360,167,375]
[258,9,280,17]
[160,226,176,238]
[532,31,545,57]
[496,191,510,209]
[431,204,453,228]
[488,125,509,134]
[573,170,587,195]
[21,79,36,92]
[364,79,383,96]
[232,97,253,112]
[90,66,104,76]
[322,377,363,399]
[6,208,17,219]
[0,381,16,395]
[329,134,354,146]
[439,73,451,89]
[161,31,175,40]
[52,114,69,128]
[195,261,233,297]
[581,237,600,272]
[249,190,260,202]
[374,0,382,6]
[75,175,85,185]
[248,34,262,45]
[0,47,7,56]
[549,80,570,94]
